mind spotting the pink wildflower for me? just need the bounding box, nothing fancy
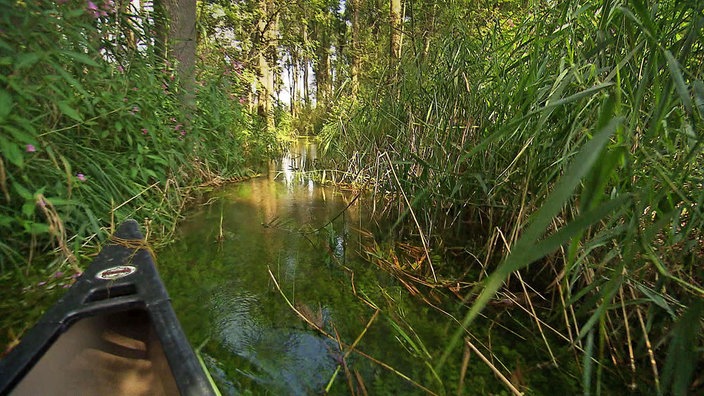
[76,173,86,181]
[117,65,124,72]
[26,144,36,152]
[142,128,148,135]
[180,130,186,136]
[239,97,246,105]
[86,1,100,17]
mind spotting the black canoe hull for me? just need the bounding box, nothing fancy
[0,220,215,395]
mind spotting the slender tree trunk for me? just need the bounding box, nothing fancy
[312,16,331,106]
[302,24,310,107]
[256,0,277,128]
[349,0,360,99]
[389,0,402,83]
[152,0,168,63]
[164,0,197,110]
[290,52,297,116]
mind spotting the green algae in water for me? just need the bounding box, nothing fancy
[157,140,580,395]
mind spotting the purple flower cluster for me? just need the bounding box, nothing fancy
[85,0,114,18]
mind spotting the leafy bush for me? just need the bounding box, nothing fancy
[0,0,268,271]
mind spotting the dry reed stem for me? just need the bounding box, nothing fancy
[383,152,437,282]
[108,235,156,262]
[618,286,637,390]
[630,285,660,393]
[516,271,557,366]
[464,338,523,396]
[325,326,356,395]
[353,369,368,396]
[457,341,471,396]
[0,157,9,202]
[111,181,160,213]
[267,267,438,395]
[344,309,380,359]
[35,193,79,271]
[495,227,558,364]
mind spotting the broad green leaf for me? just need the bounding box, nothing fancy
[15,52,42,70]
[694,80,704,116]
[0,89,12,122]
[12,181,32,200]
[662,301,703,396]
[60,50,100,67]
[663,50,692,115]
[57,101,83,122]
[21,201,35,217]
[26,222,51,235]
[0,136,23,168]
[635,283,676,319]
[4,125,36,145]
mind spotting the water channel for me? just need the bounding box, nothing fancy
[157,138,575,395]
[156,138,453,394]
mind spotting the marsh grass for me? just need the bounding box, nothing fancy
[320,0,704,393]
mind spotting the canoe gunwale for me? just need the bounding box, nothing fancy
[0,219,215,396]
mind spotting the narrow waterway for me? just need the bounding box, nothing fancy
[157,138,452,395]
[157,138,575,395]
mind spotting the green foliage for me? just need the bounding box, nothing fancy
[320,0,704,393]
[0,0,276,348]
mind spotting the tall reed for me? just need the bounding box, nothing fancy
[321,0,704,393]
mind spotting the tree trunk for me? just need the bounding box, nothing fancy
[312,16,331,106]
[389,0,402,80]
[152,0,168,63]
[164,0,197,110]
[303,25,310,107]
[256,0,277,128]
[349,0,360,99]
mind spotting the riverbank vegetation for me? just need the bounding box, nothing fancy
[315,1,704,394]
[0,0,279,351]
[2,0,703,394]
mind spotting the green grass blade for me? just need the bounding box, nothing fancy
[437,117,623,371]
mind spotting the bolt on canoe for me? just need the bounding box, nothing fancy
[0,220,216,396]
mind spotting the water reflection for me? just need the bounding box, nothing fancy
[278,137,318,190]
[210,286,338,394]
[159,138,367,395]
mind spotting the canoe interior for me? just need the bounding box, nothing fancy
[11,309,179,396]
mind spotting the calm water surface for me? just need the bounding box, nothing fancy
[158,138,450,395]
